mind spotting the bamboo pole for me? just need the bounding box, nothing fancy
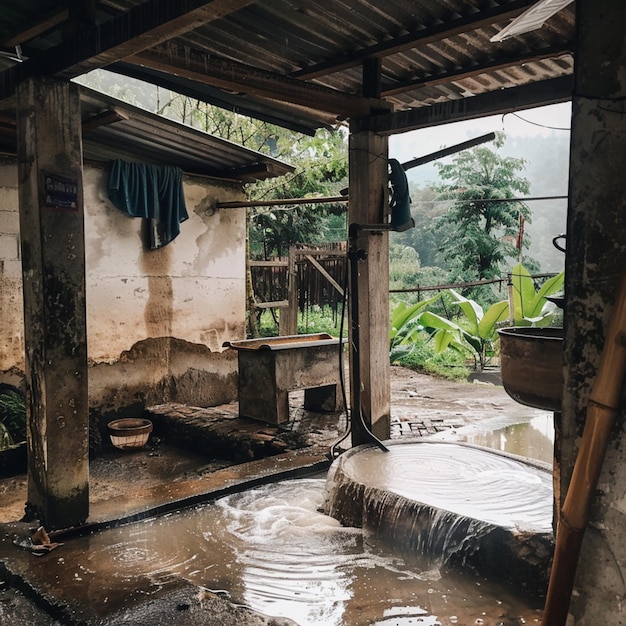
[543,269,626,625]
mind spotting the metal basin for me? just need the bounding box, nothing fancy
[498,326,563,412]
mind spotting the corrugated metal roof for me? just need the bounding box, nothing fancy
[0,86,294,180]
[79,87,294,180]
[0,1,575,134]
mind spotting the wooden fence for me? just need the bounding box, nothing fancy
[249,242,347,334]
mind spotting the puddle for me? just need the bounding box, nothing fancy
[431,412,554,465]
[22,478,544,625]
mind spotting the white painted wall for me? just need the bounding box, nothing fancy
[83,164,246,359]
[0,159,23,382]
[0,158,247,408]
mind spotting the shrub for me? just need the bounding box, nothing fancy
[0,389,26,449]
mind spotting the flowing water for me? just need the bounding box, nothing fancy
[329,442,553,533]
[27,476,544,626]
[431,412,555,465]
[18,415,553,625]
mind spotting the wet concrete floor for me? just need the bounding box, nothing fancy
[0,367,551,625]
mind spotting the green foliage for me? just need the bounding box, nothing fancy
[434,132,535,293]
[258,305,347,338]
[389,242,449,309]
[391,184,446,270]
[510,262,564,326]
[389,244,420,284]
[0,390,26,449]
[388,261,563,373]
[392,344,471,381]
[417,291,509,371]
[248,129,348,258]
[390,294,441,361]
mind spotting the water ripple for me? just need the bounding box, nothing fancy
[340,442,553,532]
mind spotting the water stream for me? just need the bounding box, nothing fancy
[16,414,553,625]
[431,412,555,465]
[23,476,544,625]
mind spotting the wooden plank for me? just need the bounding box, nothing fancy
[279,246,298,336]
[348,125,391,443]
[248,260,289,267]
[304,254,344,297]
[255,301,289,309]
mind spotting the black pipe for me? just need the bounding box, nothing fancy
[347,223,389,452]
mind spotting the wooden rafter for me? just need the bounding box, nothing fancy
[25,0,259,79]
[128,44,379,118]
[3,8,67,47]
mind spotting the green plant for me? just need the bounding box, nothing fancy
[510,262,564,326]
[390,294,441,362]
[418,290,510,371]
[392,340,471,381]
[258,304,347,338]
[0,390,26,449]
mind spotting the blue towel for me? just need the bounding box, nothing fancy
[108,159,189,249]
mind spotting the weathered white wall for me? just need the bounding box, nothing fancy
[0,158,247,411]
[0,158,24,387]
[83,164,245,358]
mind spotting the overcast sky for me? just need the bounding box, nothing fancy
[389,101,572,167]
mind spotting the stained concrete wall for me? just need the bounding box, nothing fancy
[0,158,24,390]
[0,157,246,416]
[558,1,626,623]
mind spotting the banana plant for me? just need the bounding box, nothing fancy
[390,294,441,362]
[509,262,564,326]
[418,291,510,371]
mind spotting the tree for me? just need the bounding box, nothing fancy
[391,183,446,270]
[434,133,534,295]
[247,129,348,258]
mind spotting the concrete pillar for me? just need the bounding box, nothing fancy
[348,126,391,444]
[560,0,626,621]
[17,77,89,529]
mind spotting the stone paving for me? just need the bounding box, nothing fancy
[0,368,522,626]
[144,392,463,466]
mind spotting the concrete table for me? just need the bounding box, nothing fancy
[225,333,345,424]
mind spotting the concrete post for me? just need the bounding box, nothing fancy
[560,0,626,621]
[16,77,89,529]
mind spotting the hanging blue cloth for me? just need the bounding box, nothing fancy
[108,159,189,249]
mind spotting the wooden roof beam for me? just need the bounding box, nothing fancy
[359,75,573,136]
[3,7,68,47]
[128,44,382,118]
[382,45,573,97]
[26,0,259,79]
[81,107,129,132]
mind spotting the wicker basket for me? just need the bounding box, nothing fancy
[107,418,153,450]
